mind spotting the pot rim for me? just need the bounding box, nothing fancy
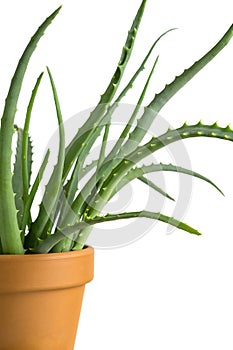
[0,246,94,293]
[0,246,93,260]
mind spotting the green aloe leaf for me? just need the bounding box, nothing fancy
[57,157,82,227]
[21,149,50,234]
[96,29,176,172]
[12,126,33,234]
[54,158,99,225]
[0,6,61,254]
[62,0,147,182]
[27,135,33,193]
[106,56,159,161]
[12,127,24,228]
[115,162,223,196]
[118,25,233,156]
[97,55,160,179]
[34,210,201,253]
[83,122,233,219]
[22,72,44,202]
[25,67,65,248]
[137,175,175,201]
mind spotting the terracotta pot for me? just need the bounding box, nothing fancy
[0,246,94,350]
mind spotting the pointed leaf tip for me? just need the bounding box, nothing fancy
[54,5,62,14]
[45,5,62,23]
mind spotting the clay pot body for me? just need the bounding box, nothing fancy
[0,247,94,350]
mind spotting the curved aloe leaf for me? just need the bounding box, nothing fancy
[62,0,147,181]
[44,157,99,246]
[57,157,82,227]
[27,135,33,193]
[118,25,233,156]
[115,162,223,196]
[0,6,61,254]
[13,127,33,234]
[79,158,223,243]
[76,121,233,247]
[96,122,233,207]
[21,149,50,235]
[68,121,227,233]
[137,175,175,201]
[107,56,159,160]
[54,158,98,225]
[34,210,201,253]
[22,72,44,202]
[97,55,160,178]
[12,127,24,228]
[97,123,110,174]
[96,29,176,171]
[25,68,65,248]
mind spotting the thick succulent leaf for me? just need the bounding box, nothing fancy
[97,123,110,174]
[118,25,233,156]
[137,175,175,201]
[108,57,159,160]
[49,158,99,248]
[149,25,233,112]
[62,0,147,181]
[0,6,61,254]
[96,55,160,193]
[54,131,106,252]
[21,150,50,233]
[57,157,82,226]
[12,127,33,231]
[56,159,98,225]
[12,127,24,228]
[34,210,201,253]
[65,157,81,205]
[96,30,174,172]
[99,0,147,104]
[25,68,65,248]
[115,29,176,103]
[27,135,33,191]
[85,122,233,217]
[57,124,105,231]
[116,162,223,196]
[131,122,233,164]
[22,72,44,201]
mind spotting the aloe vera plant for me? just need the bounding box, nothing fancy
[0,1,232,255]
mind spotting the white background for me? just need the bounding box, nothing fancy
[0,0,233,349]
